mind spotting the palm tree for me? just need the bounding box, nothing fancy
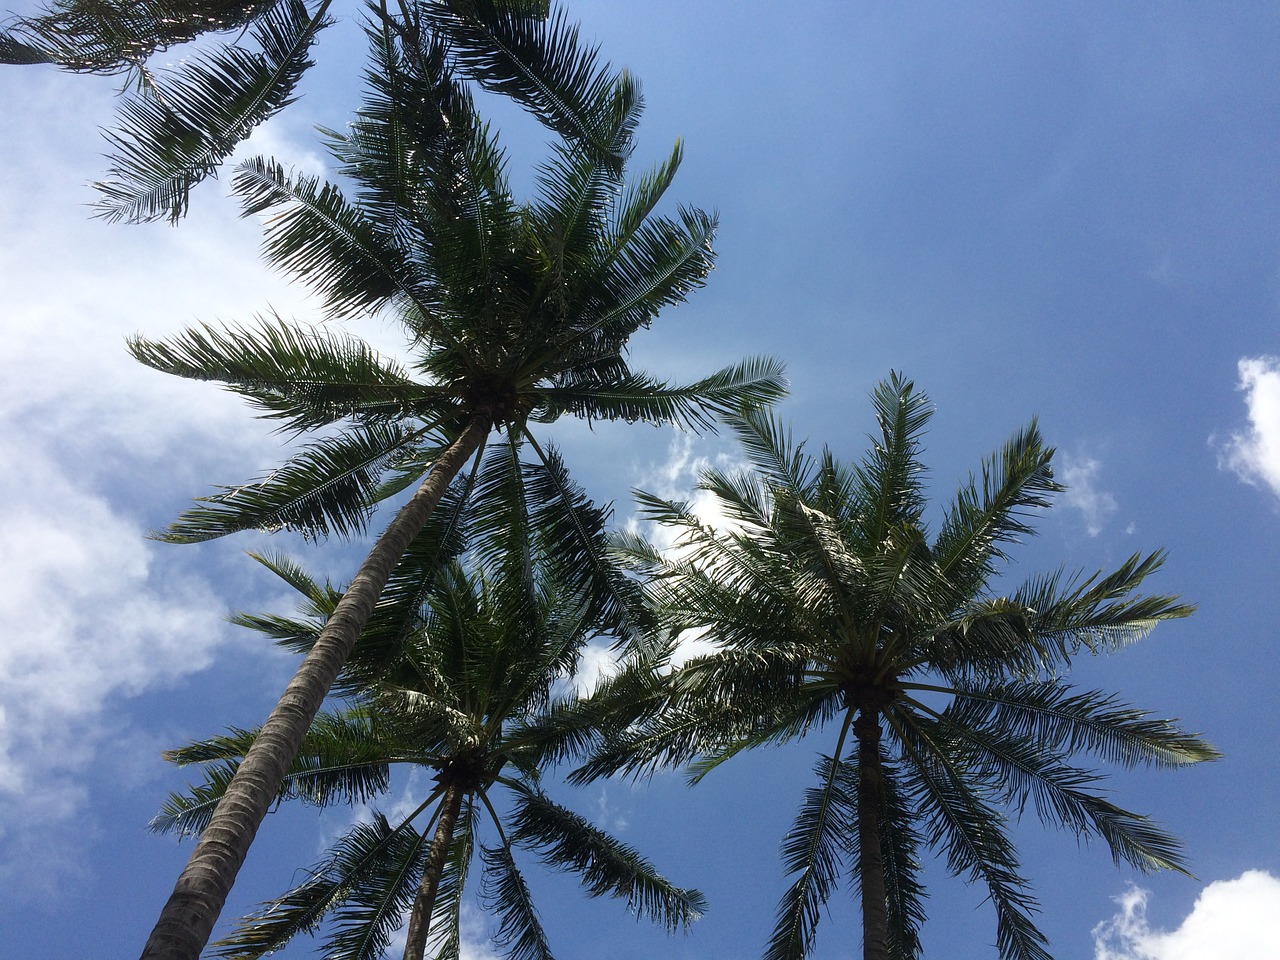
[152,480,703,960]
[583,374,1218,960]
[1,0,628,222]
[130,19,784,960]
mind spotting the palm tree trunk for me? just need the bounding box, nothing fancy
[402,781,466,960]
[140,417,491,960]
[854,710,890,960]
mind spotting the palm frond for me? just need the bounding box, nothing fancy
[945,680,1220,769]
[574,205,717,351]
[321,822,428,960]
[150,714,394,837]
[1017,551,1195,664]
[245,549,331,606]
[569,660,815,784]
[932,421,1059,595]
[128,316,435,433]
[529,138,624,279]
[915,598,1041,679]
[209,813,424,960]
[155,422,420,543]
[322,19,448,249]
[596,138,685,266]
[507,637,676,771]
[0,0,273,72]
[334,485,476,691]
[892,711,1052,960]
[428,0,638,172]
[481,844,554,960]
[915,690,1191,872]
[515,436,651,644]
[876,762,927,960]
[541,355,788,433]
[93,0,329,223]
[233,156,418,321]
[854,372,932,543]
[509,783,706,929]
[763,752,856,960]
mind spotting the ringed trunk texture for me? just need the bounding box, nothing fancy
[855,710,890,960]
[402,781,466,960]
[140,418,491,960]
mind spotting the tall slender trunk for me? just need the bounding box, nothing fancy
[402,781,466,960]
[854,710,890,960]
[140,417,491,960]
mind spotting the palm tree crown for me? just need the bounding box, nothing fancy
[586,374,1218,960]
[128,18,782,959]
[129,16,781,550]
[155,495,703,960]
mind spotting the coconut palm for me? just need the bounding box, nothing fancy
[152,476,703,960]
[130,20,784,959]
[583,374,1218,960]
[1,0,629,222]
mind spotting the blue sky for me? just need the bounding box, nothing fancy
[2,2,1279,958]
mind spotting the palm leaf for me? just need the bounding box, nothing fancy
[427,0,637,172]
[129,316,437,433]
[150,715,395,838]
[93,0,330,223]
[914,690,1191,872]
[0,0,274,72]
[892,711,1052,960]
[209,813,425,960]
[580,205,717,348]
[517,436,651,644]
[233,156,421,321]
[508,783,705,929]
[155,422,421,543]
[875,761,927,960]
[763,752,856,960]
[322,821,428,960]
[944,680,1220,769]
[853,372,932,545]
[932,421,1059,595]
[1017,551,1195,664]
[540,355,788,433]
[481,843,554,960]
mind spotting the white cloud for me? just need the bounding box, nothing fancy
[0,438,234,884]
[1217,356,1280,499]
[569,638,623,697]
[459,904,503,960]
[0,70,325,886]
[1059,454,1119,537]
[591,786,630,833]
[626,433,750,555]
[1093,871,1280,960]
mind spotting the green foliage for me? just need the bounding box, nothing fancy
[591,374,1217,960]
[2,0,660,222]
[131,16,784,550]
[156,491,702,960]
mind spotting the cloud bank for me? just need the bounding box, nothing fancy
[1093,871,1280,960]
[1218,357,1280,499]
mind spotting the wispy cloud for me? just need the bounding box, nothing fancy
[1216,356,1280,500]
[625,432,750,552]
[1059,454,1119,537]
[1093,871,1280,960]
